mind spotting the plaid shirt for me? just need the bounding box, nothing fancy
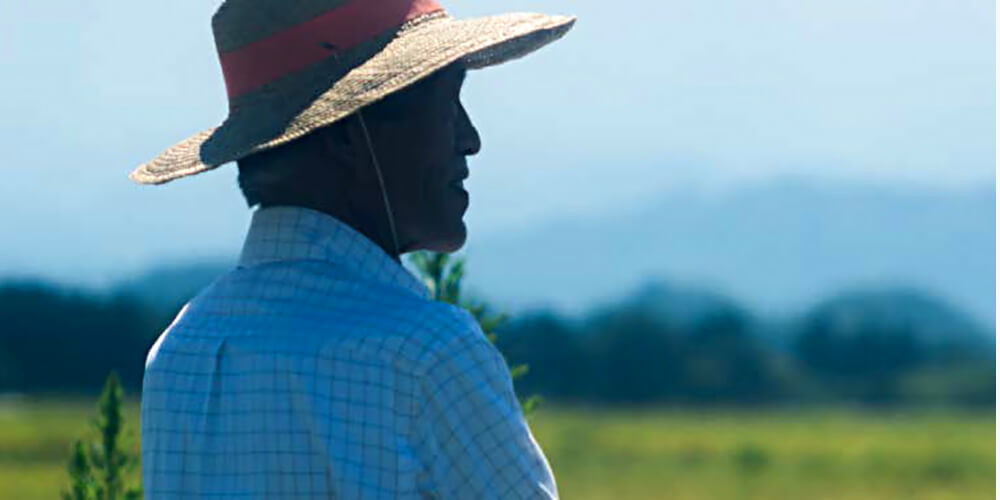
[140,206,558,499]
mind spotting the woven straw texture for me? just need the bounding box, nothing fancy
[130,9,575,185]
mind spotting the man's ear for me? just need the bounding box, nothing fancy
[317,115,374,182]
[317,122,353,166]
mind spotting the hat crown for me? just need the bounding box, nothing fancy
[212,0,354,53]
[212,0,444,99]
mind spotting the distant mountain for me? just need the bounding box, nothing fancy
[463,178,995,327]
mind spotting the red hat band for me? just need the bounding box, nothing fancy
[218,0,444,99]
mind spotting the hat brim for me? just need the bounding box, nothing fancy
[129,12,575,185]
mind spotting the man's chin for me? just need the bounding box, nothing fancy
[422,223,467,254]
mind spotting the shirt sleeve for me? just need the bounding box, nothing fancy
[413,320,558,499]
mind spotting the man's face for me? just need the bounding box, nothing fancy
[362,62,480,254]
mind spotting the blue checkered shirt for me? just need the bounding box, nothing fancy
[140,206,558,499]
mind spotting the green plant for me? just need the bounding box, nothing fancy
[61,371,142,500]
[409,251,542,415]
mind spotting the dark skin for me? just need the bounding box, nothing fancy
[259,62,480,262]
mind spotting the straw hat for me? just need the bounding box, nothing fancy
[129,0,575,185]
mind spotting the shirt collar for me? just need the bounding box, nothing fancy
[237,205,430,300]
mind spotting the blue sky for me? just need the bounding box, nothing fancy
[0,0,994,286]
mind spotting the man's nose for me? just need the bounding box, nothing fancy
[456,101,481,156]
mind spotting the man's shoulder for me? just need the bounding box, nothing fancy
[178,263,485,362]
[188,260,421,314]
[404,299,502,377]
[401,298,485,361]
[299,297,488,381]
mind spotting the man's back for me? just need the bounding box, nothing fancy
[140,206,558,499]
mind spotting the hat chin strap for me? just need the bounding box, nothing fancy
[355,110,402,258]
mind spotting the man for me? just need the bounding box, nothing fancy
[133,0,574,498]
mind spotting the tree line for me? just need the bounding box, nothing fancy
[496,285,994,407]
[0,279,993,407]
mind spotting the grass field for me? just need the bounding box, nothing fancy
[0,396,993,499]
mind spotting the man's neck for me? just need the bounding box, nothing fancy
[266,201,403,264]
